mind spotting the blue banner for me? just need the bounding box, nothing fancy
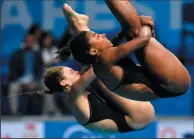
[45,121,156,138]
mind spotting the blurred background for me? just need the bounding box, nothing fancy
[1,0,194,138]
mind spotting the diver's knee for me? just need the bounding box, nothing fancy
[177,73,191,93]
[161,81,190,96]
[163,69,191,94]
[127,102,155,130]
[135,104,155,130]
[130,116,154,131]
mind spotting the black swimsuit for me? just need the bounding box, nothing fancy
[93,57,185,98]
[82,89,135,133]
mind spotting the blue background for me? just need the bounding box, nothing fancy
[45,121,157,138]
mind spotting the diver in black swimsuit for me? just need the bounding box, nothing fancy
[63,1,191,101]
[43,65,154,133]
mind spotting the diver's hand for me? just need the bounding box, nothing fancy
[139,15,155,38]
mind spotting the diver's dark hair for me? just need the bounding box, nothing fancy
[56,31,96,64]
[56,27,78,61]
[69,31,97,64]
[44,66,64,92]
[55,46,72,60]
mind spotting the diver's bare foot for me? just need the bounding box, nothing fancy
[63,3,90,31]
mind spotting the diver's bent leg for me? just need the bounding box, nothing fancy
[94,80,155,130]
[105,0,141,38]
[135,38,191,94]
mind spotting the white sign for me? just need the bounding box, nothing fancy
[157,119,194,138]
[1,121,44,138]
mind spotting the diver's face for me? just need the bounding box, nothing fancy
[87,31,113,52]
[62,67,81,86]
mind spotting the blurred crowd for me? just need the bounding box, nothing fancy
[1,24,83,117]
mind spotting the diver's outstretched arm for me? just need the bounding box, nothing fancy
[70,67,96,99]
[102,26,152,64]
